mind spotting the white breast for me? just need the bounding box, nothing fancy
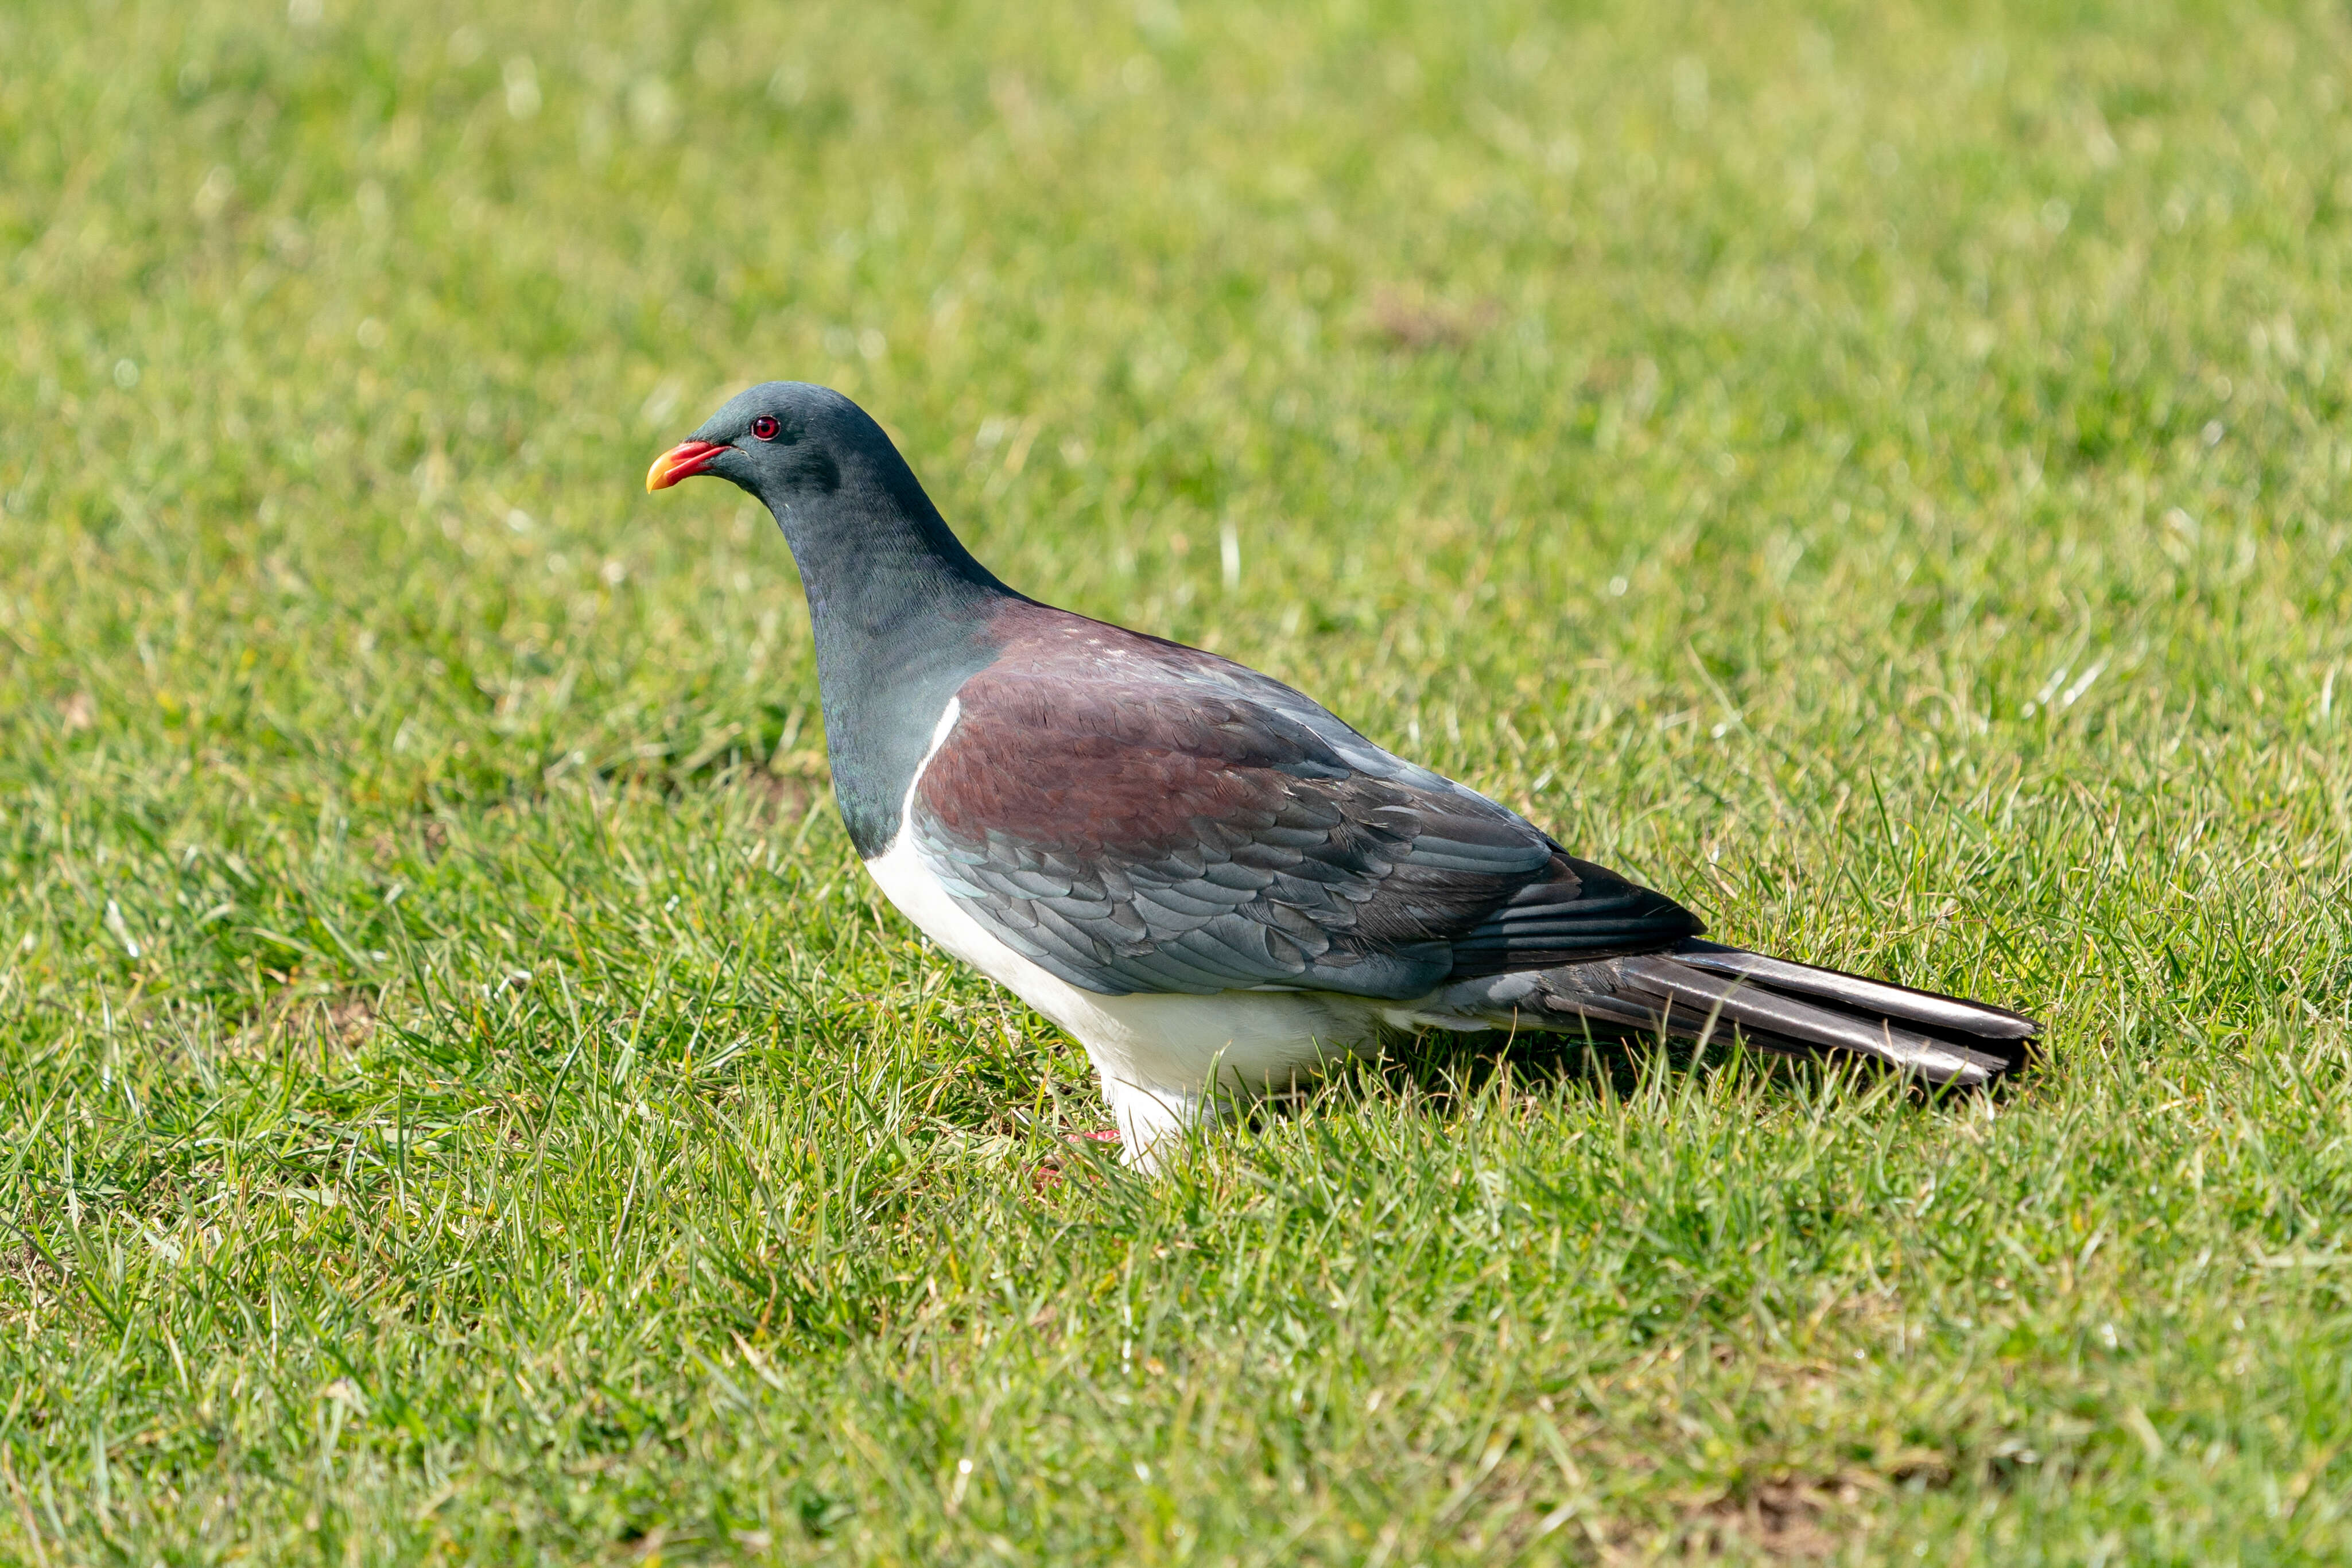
[857,695,1391,1159]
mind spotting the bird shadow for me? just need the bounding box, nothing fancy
[1239,1021,2018,1140]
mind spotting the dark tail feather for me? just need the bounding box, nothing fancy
[1507,938,2040,1086]
[1668,940,2040,1050]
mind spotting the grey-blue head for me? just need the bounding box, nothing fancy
[647,381,883,502]
[648,379,1008,596]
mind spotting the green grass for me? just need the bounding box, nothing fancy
[5,0,2352,1559]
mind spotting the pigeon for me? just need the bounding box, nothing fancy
[650,383,2039,1167]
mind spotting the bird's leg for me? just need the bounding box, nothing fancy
[1098,1074,1210,1173]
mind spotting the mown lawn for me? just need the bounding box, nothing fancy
[5,0,2351,1561]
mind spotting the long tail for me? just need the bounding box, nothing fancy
[1445,939,2040,1086]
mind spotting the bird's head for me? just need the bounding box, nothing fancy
[645,381,864,504]
[645,380,1006,603]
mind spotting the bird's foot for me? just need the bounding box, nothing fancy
[1034,1128,1120,1191]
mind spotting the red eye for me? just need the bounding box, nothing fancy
[750,415,780,441]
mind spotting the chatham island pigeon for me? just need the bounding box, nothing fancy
[649,383,2038,1170]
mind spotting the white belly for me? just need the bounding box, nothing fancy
[863,835,1383,1093]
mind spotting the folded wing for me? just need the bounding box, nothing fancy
[908,613,1701,998]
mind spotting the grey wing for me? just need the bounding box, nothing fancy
[906,661,1697,998]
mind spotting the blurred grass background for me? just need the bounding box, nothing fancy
[4,0,2351,1561]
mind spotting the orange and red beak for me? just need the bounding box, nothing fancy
[645,439,729,491]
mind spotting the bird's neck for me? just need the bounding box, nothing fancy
[766,468,1014,859]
